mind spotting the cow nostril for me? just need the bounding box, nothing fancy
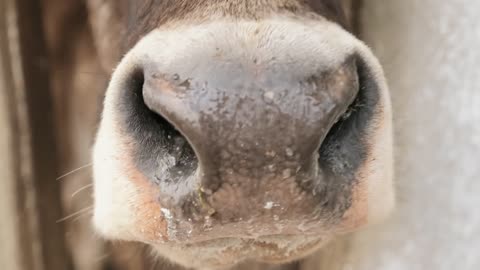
[123,69,198,186]
[318,56,378,182]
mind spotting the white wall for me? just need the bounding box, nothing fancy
[346,1,480,269]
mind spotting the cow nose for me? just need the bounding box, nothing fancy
[139,56,359,238]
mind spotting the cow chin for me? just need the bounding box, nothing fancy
[92,16,394,269]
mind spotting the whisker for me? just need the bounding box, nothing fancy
[71,183,94,198]
[71,209,93,223]
[57,206,93,223]
[56,163,93,181]
[54,69,109,78]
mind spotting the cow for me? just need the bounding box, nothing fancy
[44,0,394,269]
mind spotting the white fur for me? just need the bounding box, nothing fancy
[355,43,395,224]
[92,54,141,241]
[132,17,357,79]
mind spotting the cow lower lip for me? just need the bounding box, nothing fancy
[148,206,338,245]
[181,233,319,245]
[152,234,328,268]
[157,234,327,251]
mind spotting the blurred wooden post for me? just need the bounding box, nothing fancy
[0,0,72,269]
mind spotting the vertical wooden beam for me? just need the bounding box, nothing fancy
[0,0,72,269]
[341,0,363,36]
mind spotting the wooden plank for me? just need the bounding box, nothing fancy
[341,0,363,35]
[0,0,72,269]
[0,27,24,270]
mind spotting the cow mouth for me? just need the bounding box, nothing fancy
[153,234,329,268]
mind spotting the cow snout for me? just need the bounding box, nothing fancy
[93,20,393,262]
[141,56,359,197]
[115,53,363,242]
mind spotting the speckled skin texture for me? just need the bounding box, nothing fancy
[328,0,480,269]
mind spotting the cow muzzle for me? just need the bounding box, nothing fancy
[92,19,394,267]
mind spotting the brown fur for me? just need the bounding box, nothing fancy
[121,0,348,46]
[87,0,352,69]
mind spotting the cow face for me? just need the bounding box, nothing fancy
[89,0,394,269]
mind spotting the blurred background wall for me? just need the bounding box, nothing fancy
[345,0,480,269]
